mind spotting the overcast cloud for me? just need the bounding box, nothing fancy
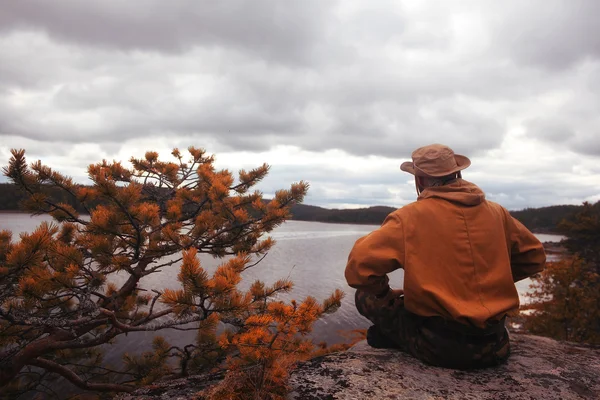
[1,0,599,210]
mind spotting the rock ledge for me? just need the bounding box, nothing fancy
[120,334,600,399]
[288,334,600,399]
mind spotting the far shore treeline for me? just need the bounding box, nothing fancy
[0,183,581,233]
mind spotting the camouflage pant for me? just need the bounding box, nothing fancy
[355,290,510,370]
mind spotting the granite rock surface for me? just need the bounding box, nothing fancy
[119,334,600,400]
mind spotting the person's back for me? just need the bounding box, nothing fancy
[399,178,541,328]
[345,144,546,369]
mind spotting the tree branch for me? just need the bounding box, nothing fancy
[28,358,135,393]
[101,308,204,332]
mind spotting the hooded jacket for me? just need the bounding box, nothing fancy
[345,179,546,328]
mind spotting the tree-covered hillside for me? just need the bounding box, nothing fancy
[289,202,583,233]
[289,204,396,225]
[510,205,582,233]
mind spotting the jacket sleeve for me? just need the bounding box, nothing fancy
[345,212,405,294]
[507,215,546,282]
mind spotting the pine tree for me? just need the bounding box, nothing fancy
[0,148,344,398]
[559,201,600,274]
[525,201,600,344]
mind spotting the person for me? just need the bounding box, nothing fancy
[345,144,546,369]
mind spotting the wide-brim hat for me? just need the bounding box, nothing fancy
[400,144,471,177]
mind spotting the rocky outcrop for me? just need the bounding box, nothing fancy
[120,333,600,400]
[289,334,600,400]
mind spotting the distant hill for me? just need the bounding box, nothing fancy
[290,203,582,233]
[289,204,396,225]
[0,183,584,233]
[509,205,581,233]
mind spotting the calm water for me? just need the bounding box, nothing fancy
[0,213,563,366]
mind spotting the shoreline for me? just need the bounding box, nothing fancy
[0,210,566,239]
[543,241,567,255]
[288,218,563,237]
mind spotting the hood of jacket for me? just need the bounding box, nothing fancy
[417,179,485,206]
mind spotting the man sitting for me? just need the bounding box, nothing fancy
[345,144,546,369]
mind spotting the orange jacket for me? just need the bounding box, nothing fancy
[345,179,546,328]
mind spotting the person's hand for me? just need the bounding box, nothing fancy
[374,288,404,307]
[388,288,404,298]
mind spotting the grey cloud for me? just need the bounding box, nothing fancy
[2,1,600,209]
[487,1,600,70]
[571,139,600,157]
[0,0,333,65]
[524,90,600,156]
[270,165,406,189]
[484,179,597,211]
[296,99,505,158]
[246,162,414,208]
[468,152,600,210]
[0,1,579,160]
[526,119,574,143]
[0,34,510,158]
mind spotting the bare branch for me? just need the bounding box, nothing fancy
[100,308,204,332]
[242,253,269,272]
[144,256,184,275]
[28,358,135,393]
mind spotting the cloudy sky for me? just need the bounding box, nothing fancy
[1,1,599,210]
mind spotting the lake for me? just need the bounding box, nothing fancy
[0,212,563,367]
